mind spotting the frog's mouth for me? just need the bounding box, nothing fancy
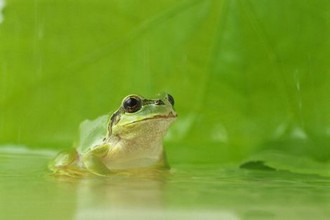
[152,111,177,119]
[132,111,177,124]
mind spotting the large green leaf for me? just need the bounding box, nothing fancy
[0,0,329,175]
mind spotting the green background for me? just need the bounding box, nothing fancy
[1,0,330,176]
[1,1,330,219]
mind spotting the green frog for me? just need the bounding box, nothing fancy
[49,93,177,176]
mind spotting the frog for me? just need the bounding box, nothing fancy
[49,93,177,176]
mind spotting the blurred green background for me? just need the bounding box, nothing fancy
[0,0,330,176]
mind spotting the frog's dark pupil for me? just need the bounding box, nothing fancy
[167,94,175,106]
[123,96,142,113]
[126,98,137,107]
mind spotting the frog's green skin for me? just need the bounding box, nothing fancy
[49,93,177,176]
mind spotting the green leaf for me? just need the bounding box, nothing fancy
[0,0,329,176]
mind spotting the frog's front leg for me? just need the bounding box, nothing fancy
[49,149,88,177]
[82,144,112,176]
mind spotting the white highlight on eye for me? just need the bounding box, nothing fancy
[0,0,5,24]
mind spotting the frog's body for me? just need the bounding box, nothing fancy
[49,94,176,176]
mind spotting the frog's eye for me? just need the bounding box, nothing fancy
[167,94,175,106]
[123,96,142,113]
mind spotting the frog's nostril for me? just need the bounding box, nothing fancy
[155,100,165,105]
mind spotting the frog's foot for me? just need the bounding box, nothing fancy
[49,150,89,177]
[83,144,112,176]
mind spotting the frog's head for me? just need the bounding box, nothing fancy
[109,93,177,139]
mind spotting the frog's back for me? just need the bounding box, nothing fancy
[76,114,109,153]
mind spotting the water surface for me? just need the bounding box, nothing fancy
[0,147,329,220]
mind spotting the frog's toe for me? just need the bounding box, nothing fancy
[52,150,78,167]
[48,150,85,176]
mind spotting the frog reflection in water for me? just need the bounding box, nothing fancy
[49,93,177,176]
